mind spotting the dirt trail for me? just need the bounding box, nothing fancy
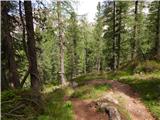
[71,80,155,120]
[72,99,108,120]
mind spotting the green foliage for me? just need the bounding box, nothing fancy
[102,1,131,68]
[147,1,160,57]
[1,90,17,101]
[65,11,81,79]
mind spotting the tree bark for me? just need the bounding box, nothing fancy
[19,0,28,59]
[156,1,160,58]
[1,1,20,89]
[132,1,138,60]
[73,37,77,76]
[1,1,9,90]
[24,1,40,91]
[57,1,66,85]
[1,65,9,90]
[97,57,101,72]
[117,6,122,69]
[112,1,117,71]
[19,0,30,87]
[20,68,30,88]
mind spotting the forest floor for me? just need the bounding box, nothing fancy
[71,79,155,120]
[2,62,160,120]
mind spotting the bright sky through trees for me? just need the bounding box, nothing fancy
[44,0,103,22]
[76,0,104,22]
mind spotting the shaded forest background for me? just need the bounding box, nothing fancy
[1,0,160,90]
[1,0,160,120]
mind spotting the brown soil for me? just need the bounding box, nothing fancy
[72,98,108,120]
[71,80,155,120]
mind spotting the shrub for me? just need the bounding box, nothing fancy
[135,61,160,73]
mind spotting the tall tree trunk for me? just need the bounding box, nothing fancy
[1,1,20,88]
[1,2,9,90]
[85,39,89,73]
[19,0,30,87]
[57,1,66,85]
[24,1,40,91]
[117,6,122,68]
[19,1,28,58]
[1,67,9,90]
[132,1,138,60]
[112,1,117,70]
[73,37,77,77]
[156,1,160,59]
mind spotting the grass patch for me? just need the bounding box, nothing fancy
[38,89,74,120]
[71,72,108,85]
[117,105,132,120]
[71,83,111,99]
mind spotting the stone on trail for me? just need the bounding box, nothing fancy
[98,103,121,120]
[72,81,78,88]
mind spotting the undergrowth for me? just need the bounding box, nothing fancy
[1,89,43,120]
[71,83,111,99]
[1,88,74,120]
[38,89,74,120]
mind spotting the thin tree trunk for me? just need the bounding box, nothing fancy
[112,1,117,71]
[20,68,30,88]
[1,1,20,88]
[156,1,160,58]
[132,1,138,60]
[19,0,28,59]
[7,37,21,88]
[1,2,10,90]
[97,57,101,72]
[24,1,40,91]
[73,37,77,76]
[1,68,9,90]
[85,41,89,73]
[57,1,66,85]
[117,6,122,68]
[19,0,30,87]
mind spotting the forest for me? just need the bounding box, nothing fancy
[1,0,160,120]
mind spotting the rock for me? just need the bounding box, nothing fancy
[107,106,121,120]
[72,81,78,88]
[98,103,121,120]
